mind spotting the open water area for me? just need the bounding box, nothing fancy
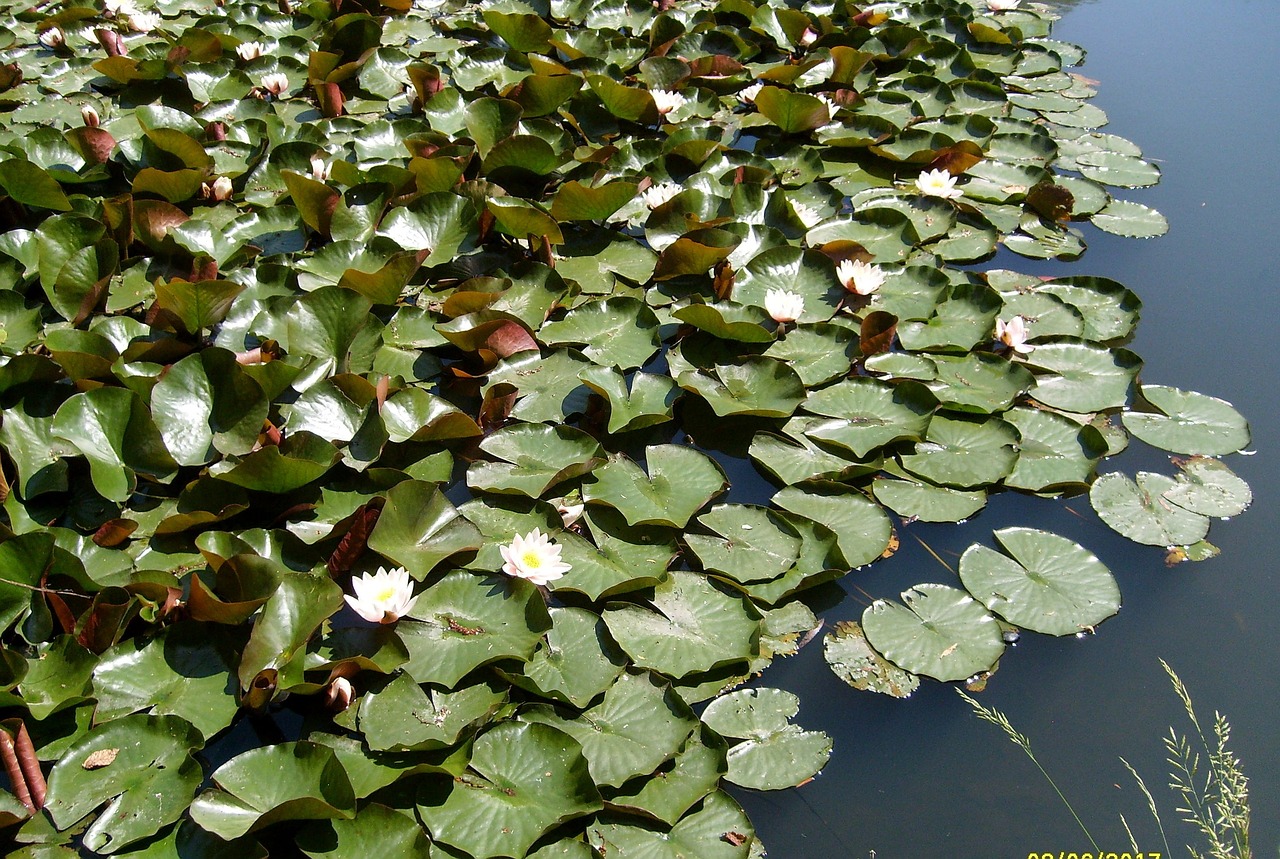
[734,0,1280,855]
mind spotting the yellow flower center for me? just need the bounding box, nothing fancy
[373,585,397,603]
[521,551,544,569]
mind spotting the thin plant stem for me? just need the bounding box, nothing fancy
[957,690,1099,853]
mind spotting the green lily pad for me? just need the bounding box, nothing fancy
[959,527,1121,636]
[1090,471,1211,547]
[685,505,801,584]
[1122,385,1250,456]
[584,445,727,528]
[862,583,1005,682]
[898,414,1019,489]
[417,721,602,859]
[467,423,605,498]
[1162,456,1252,518]
[603,570,760,679]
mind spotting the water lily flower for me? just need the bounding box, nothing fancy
[104,0,139,16]
[987,0,1020,10]
[837,259,887,296]
[38,27,65,48]
[817,93,838,114]
[260,72,290,97]
[128,12,160,32]
[799,26,819,47]
[81,105,100,127]
[310,153,331,181]
[650,88,687,116]
[642,181,681,209]
[236,40,266,61]
[792,201,824,228]
[345,566,419,623]
[738,82,763,104]
[500,528,571,587]
[995,315,1035,354]
[765,288,805,324]
[915,168,963,200]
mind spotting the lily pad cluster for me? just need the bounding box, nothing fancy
[0,0,1253,855]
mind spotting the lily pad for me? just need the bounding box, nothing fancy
[1090,471,1211,547]
[862,583,1005,682]
[823,620,920,698]
[1122,385,1250,456]
[959,527,1121,636]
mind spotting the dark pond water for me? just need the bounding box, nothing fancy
[735,0,1280,855]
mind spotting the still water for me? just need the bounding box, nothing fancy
[736,0,1280,855]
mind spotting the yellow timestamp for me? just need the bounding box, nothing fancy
[1027,854,1162,859]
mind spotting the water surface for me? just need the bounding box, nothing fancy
[736,1,1280,854]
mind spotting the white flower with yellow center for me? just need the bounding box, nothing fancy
[500,528,571,586]
[345,566,418,623]
[995,316,1035,354]
[915,168,963,200]
[650,88,687,116]
[765,288,805,324]
[236,41,267,61]
[642,181,681,209]
[792,200,824,228]
[738,82,763,104]
[837,259,887,296]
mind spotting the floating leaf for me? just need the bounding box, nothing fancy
[959,528,1121,636]
[584,445,726,528]
[1090,471,1211,547]
[1163,457,1252,518]
[823,620,920,698]
[862,584,1005,682]
[1122,385,1250,456]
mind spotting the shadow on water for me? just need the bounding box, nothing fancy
[733,0,1280,855]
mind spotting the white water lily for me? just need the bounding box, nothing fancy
[553,496,585,528]
[915,168,963,200]
[792,200,824,228]
[38,27,65,48]
[799,26,819,46]
[650,88,687,116]
[765,288,805,324]
[987,0,1020,10]
[104,0,139,16]
[738,82,763,104]
[642,181,681,209]
[501,528,571,586]
[310,153,332,181]
[128,11,161,32]
[260,72,290,97]
[345,566,418,623]
[817,93,838,114]
[236,40,266,61]
[837,259,887,296]
[995,316,1035,354]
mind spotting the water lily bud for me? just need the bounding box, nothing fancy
[553,496,585,528]
[915,168,964,200]
[987,0,1020,10]
[310,153,331,181]
[500,528,571,587]
[765,288,804,324]
[799,26,819,46]
[323,677,354,712]
[837,259,887,296]
[650,88,687,116]
[344,566,418,623]
[205,120,226,141]
[209,176,233,202]
[38,27,66,49]
[81,105,100,128]
[260,72,289,97]
[236,40,266,61]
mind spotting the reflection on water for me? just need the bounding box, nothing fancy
[736,0,1280,855]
